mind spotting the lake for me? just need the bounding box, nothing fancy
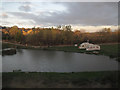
[2,49,119,72]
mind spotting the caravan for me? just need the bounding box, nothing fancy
[86,44,100,51]
[79,41,100,51]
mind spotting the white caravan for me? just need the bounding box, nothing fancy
[79,42,100,51]
[86,44,100,51]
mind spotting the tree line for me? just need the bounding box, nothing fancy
[2,25,120,46]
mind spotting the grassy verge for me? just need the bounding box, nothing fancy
[2,71,119,88]
[2,42,120,61]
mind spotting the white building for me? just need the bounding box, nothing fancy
[79,42,100,51]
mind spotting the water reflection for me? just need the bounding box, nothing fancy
[2,49,119,72]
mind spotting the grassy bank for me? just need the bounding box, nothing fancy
[99,44,119,58]
[2,42,119,61]
[2,71,119,88]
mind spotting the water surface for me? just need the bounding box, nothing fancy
[2,49,119,72]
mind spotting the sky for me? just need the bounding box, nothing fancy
[0,1,119,32]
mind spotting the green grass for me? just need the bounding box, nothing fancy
[2,71,119,88]
[99,44,119,58]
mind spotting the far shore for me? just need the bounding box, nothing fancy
[2,40,73,48]
[2,40,120,48]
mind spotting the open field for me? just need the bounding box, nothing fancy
[2,71,119,88]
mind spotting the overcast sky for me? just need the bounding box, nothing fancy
[0,1,118,32]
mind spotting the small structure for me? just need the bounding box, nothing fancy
[74,44,78,47]
[79,41,100,51]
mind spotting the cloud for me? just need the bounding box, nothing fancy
[2,0,120,2]
[72,25,118,32]
[4,2,118,30]
[19,5,31,12]
[58,2,118,26]
[19,2,31,12]
[1,13,8,18]
[18,2,117,26]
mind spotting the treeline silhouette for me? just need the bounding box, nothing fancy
[2,25,119,46]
